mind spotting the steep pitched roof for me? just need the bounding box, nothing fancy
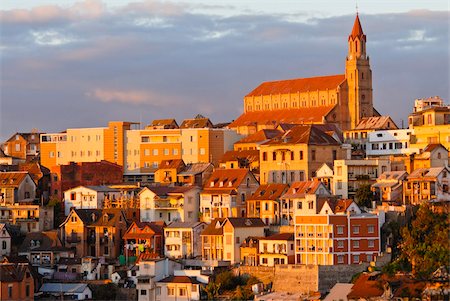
[178,162,213,175]
[248,184,289,201]
[202,169,253,194]
[180,117,213,129]
[349,14,365,40]
[123,221,164,239]
[158,159,185,170]
[281,181,326,199]
[354,116,397,130]
[423,143,447,153]
[260,233,294,241]
[18,230,68,253]
[0,263,31,282]
[225,217,266,228]
[201,219,226,235]
[235,129,282,144]
[245,74,345,97]
[263,125,340,146]
[228,106,336,128]
[219,150,260,164]
[408,167,449,180]
[0,172,31,188]
[149,119,179,129]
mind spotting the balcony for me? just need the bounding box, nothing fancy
[66,235,81,244]
[154,200,183,209]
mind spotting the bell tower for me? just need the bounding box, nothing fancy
[345,13,373,129]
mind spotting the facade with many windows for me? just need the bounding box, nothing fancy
[294,199,381,265]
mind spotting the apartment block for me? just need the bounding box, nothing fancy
[40,121,137,169]
[366,129,419,157]
[333,158,391,199]
[259,125,346,184]
[294,199,381,265]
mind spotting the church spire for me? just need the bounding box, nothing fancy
[349,14,365,40]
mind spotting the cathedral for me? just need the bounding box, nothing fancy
[229,14,379,135]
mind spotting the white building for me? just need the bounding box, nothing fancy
[40,283,92,300]
[139,186,200,224]
[136,257,182,301]
[63,186,121,215]
[258,233,295,266]
[155,272,207,301]
[164,222,206,259]
[333,159,391,199]
[0,223,11,256]
[366,129,419,157]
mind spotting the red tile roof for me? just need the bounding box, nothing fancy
[158,159,185,170]
[248,184,289,201]
[203,169,251,191]
[0,172,31,188]
[347,273,385,299]
[235,129,282,144]
[281,181,324,199]
[219,150,260,164]
[228,106,336,128]
[263,124,340,146]
[245,74,345,97]
[354,116,397,130]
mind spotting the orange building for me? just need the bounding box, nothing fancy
[229,14,377,134]
[0,262,34,301]
[294,199,380,265]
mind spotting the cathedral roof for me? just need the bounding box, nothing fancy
[349,14,365,40]
[245,74,345,97]
[228,106,336,128]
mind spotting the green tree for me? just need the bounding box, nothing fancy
[203,282,221,300]
[355,184,375,208]
[233,285,253,300]
[400,204,449,279]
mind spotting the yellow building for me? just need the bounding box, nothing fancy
[40,121,136,169]
[229,14,377,134]
[259,125,346,184]
[408,98,450,151]
[246,183,288,225]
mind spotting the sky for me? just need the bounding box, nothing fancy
[0,0,449,140]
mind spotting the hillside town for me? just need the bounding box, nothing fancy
[0,13,449,301]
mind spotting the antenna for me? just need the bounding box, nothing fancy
[356,1,359,14]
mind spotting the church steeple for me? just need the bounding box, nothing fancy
[348,14,366,60]
[345,13,373,129]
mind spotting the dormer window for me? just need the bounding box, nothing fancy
[210,181,214,187]
[219,181,224,187]
[91,213,96,222]
[103,214,108,223]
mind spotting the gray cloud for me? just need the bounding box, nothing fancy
[0,3,448,140]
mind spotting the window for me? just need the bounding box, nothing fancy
[26,284,30,297]
[290,152,294,160]
[70,192,76,200]
[168,287,175,296]
[337,167,342,176]
[308,201,313,210]
[337,181,343,190]
[15,144,20,151]
[299,171,305,181]
[164,149,169,155]
[153,149,158,155]
[179,288,187,296]
[8,285,12,298]
[299,151,304,160]
[200,148,206,155]
[368,240,375,248]
[367,254,373,262]
[337,255,344,264]
[332,150,337,161]
[265,203,269,210]
[173,149,178,155]
[368,225,375,234]
[353,226,360,234]
[140,290,147,295]
[144,149,150,156]
[337,226,344,235]
[49,151,55,158]
[104,246,109,255]
[156,287,161,295]
[353,255,360,263]
[353,240,360,249]
[272,152,276,161]
[338,240,344,248]
[2,241,6,249]
[262,152,267,161]
[311,150,316,161]
[262,258,268,264]
[236,237,240,244]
